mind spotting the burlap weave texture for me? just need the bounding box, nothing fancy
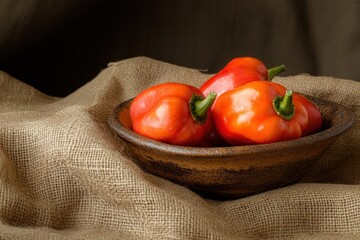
[0,57,359,239]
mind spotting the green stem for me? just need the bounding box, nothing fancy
[267,64,286,80]
[273,89,295,120]
[189,92,217,124]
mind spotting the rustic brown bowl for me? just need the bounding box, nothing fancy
[108,95,354,200]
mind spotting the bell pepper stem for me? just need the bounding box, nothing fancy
[267,65,286,80]
[273,89,295,120]
[189,92,217,124]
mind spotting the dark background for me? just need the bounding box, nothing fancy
[1,0,360,97]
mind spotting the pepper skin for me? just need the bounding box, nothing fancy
[211,81,322,145]
[199,57,286,98]
[129,82,216,146]
[293,93,323,136]
[199,57,285,146]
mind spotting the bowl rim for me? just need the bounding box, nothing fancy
[108,94,355,157]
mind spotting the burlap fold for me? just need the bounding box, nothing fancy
[0,57,359,239]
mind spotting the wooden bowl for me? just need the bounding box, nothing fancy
[108,95,354,200]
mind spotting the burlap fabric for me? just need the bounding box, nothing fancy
[0,57,359,239]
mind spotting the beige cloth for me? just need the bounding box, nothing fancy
[0,57,359,239]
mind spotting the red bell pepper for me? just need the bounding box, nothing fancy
[199,57,286,98]
[199,57,285,146]
[211,81,322,145]
[129,82,216,146]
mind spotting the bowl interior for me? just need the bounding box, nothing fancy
[109,95,354,156]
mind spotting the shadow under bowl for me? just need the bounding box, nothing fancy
[108,95,354,200]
